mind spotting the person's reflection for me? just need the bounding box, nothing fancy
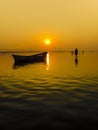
[75,57,78,66]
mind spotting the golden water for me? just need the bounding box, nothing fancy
[0,52,98,129]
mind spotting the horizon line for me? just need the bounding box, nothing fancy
[0,50,97,53]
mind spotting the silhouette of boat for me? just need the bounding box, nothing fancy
[12,52,48,65]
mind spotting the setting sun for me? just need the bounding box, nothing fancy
[45,39,51,45]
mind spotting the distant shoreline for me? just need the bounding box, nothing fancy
[0,50,98,53]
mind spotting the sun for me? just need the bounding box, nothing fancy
[44,39,51,45]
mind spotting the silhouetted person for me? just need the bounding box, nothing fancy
[74,48,78,57]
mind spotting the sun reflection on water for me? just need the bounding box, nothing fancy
[46,53,49,70]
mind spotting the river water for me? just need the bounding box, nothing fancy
[0,51,98,129]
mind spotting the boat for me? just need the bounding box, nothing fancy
[12,52,48,65]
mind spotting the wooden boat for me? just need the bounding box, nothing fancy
[12,52,48,65]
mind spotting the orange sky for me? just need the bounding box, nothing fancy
[0,0,98,51]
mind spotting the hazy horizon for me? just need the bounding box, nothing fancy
[0,0,98,51]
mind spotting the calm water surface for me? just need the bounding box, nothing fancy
[0,52,98,129]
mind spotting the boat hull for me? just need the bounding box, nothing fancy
[12,52,48,65]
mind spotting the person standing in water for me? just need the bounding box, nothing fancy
[74,48,78,66]
[74,48,78,56]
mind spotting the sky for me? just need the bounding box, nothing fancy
[0,0,98,51]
